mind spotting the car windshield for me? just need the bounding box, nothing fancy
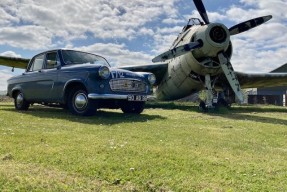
[62,50,110,66]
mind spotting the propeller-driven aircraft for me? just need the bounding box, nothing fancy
[1,0,287,111]
[121,0,287,110]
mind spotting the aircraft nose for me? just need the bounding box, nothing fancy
[209,26,227,44]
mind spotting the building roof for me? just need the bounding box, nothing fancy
[271,63,287,73]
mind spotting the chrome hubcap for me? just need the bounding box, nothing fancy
[74,93,88,110]
[16,93,24,106]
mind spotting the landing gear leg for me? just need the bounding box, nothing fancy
[198,74,218,112]
[205,74,214,109]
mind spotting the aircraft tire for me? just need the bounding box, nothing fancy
[198,101,207,112]
[215,98,231,109]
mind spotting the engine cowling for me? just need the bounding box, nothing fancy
[192,23,230,59]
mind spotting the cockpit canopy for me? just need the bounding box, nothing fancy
[182,18,204,32]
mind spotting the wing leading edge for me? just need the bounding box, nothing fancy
[119,63,168,85]
[236,72,287,89]
[0,56,30,69]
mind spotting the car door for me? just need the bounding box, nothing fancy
[22,52,59,102]
[40,51,61,102]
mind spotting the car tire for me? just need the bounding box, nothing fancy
[121,101,145,114]
[67,87,96,116]
[14,91,30,111]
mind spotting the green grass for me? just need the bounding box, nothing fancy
[0,102,287,191]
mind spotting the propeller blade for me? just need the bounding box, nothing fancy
[218,53,244,103]
[193,0,210,24]
[152,41,203,63]
[229,15,272,36]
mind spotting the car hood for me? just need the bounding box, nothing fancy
[109,68,144,79]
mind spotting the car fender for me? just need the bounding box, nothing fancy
[62,79,88,102]
[10,86,23,98]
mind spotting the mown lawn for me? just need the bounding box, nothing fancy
[0,102,287,191]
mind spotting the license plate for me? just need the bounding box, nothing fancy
[128,95,147,101]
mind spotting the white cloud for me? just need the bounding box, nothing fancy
[0,51,22,57]
[0,25,54,50]
[0,0,181,44]
[138,28,155,36]
[73,43,153,66]
[162,18,185,25]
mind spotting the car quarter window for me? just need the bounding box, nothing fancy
[28,54,45,72]
[46,52,59,69]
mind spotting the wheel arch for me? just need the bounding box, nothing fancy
[11,87,23,99]
[63,80,88,103]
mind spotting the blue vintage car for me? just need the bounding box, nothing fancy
[7,49,156,116]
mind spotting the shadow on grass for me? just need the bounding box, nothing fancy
[145,101,199,112]
[1,104,165,125]
[146,102,287,126]
[2,102,287,125]
[207,106,287,126]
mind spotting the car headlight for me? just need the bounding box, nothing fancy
[148,74,156,85]
[98,66,110,79]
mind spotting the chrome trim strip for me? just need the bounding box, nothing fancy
[88,93,154,100]
[88,94,128,100]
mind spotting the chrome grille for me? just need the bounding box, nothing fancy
[109,79,146,93]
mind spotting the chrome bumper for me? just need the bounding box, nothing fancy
[88,93,155,100]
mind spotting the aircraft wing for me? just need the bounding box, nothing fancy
[119,63,168,85]
[0,56,30,69]
[235,72,287,89]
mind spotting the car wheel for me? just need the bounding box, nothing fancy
[121,101,145,114]
[14,91,30,111]
[67,87,96,116]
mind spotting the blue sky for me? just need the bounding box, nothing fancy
[0,0,287,90]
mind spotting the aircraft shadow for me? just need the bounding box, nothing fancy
[145,101,199,112]
[146,102,287,126]
[1,105,166,125]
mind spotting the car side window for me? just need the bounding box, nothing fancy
[46,52,59,69]
[28,54,45,72]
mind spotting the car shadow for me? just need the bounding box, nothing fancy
[1,105,166,125]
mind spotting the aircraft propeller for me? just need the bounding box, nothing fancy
[229,15,272,35]
[193,0,209,24]
[193,0,272,35]
[152,41,203,63]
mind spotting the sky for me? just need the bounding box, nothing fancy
[0,0,287,90]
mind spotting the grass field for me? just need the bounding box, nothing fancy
[0,102,287,191]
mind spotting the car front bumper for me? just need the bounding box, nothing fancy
[88,93,155,101]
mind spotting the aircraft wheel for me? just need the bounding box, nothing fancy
[198,101,207,112]
[215,98,231,109]
[14,91,30,111]
[121,101,145,114]
[67,87,96,116]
